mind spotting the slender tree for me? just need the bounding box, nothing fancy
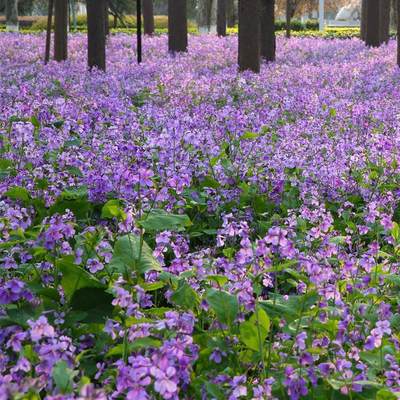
[197,0,212,33]
[365,0,380,47]
[168,0,188,53]
[143,0,154,35]
[398,0,400,66]
[217,0,227,36]
[379,0,391,44]
[5,0,19,32]
[45,0,54,64]
[260,0,275,62]
[87,0,106,71]
[54,0,68,61]
[226,0,236,27]
[361,0,367,41]
[105,0,110,36]
[137,0,142,63]
[238,0,260,73]
[285,0,291,38]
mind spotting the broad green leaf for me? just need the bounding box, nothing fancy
[57,256,104,299]
[140,281,166,291]
[206,275,228,286]
[329,236,348,245]
[240,131,259,140]
[206,289,239,327]
[52,361,77,394]
[106,337,161,357]
[250,307,270,334]
[240,307,270,351]
[101,199,126,220]
[5,186,30,202]
[201,176,221,189]
[170,282,200,310]
[138,209,192,232]
[240,321,260,351]
[109,234,162,275]
[70,287,114,323]
[376,389,399,400]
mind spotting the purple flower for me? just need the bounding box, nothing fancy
[28,316,55,341]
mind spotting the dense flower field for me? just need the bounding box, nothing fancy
[1,33,400,399]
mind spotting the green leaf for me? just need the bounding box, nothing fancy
[206,275,228,286]
[240,321,260,351]
[376,389,399,400]
[140,281,166,291]
[101,199,126,220]
[206,289,239,327]
[50,186,90,219]
[57,256,104,299]
[170,282,200,310]
[109,234,162,275]
[329,236,348,245]
[240,131,259,140]
[52,361,77,394]
[69,287,114,323]
[106,337,161,357]
[240,307,270,351]
[392,222,400,241]
[201,176,221,189]
[5,186,30,203]
[251,306,270,333]
[138,209,192,232]
[61,186,88,200]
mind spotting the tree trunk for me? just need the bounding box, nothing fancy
[54,0,68,61]
[5,0,19,32]
[379,0,391,44]
[286,0,291,38]
[390,0,397,32]
[238,0,260,73]
[365,0,380,47]
[45,0,54,64]
[143,0,154,35]
[398,0,400,66]
[217,0,226,36]
[361,0,367,41]
[197,0,212,33]
[87,0,106,71]
[105,0,110,36]
[137,0,142,63]
[168,0,188,53]
[226,0,235,27]
[260,0,275,62]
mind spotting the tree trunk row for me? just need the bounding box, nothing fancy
[238,0,276,72]
[363,0,390,47]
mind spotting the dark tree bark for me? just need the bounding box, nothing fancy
[87,0,106,71]
[365,0,380,47]
[45,0,54,64]
[137,0,142,63]
[105,0,110,36]
[361,0,367,41]
[143,0,155,35]
[286,0,291,38]
[54,0,68,61]
[168,0,188,53]
[379,0,391,44]
[238,0,260,73]
[217,0,227,36]
[398,0,400,66]
[5,0,19,31]
[260,0,275,62]
[391,0,398,32]
[226,0,235,27]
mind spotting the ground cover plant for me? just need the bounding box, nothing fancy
[1,33,400,399]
